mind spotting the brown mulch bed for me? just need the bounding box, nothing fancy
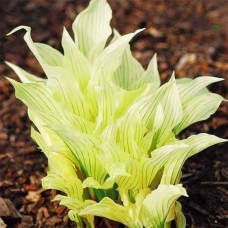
[0,0,228,227]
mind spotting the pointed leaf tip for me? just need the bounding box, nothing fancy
[7,25,31,36]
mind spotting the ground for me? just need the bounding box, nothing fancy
[0,0,228,227]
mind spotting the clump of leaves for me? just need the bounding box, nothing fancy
[6,0,226,227]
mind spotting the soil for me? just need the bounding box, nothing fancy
[0,0,228,227]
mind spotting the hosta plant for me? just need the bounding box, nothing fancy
[7,0,227,227]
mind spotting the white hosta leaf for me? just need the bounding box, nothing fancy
[98,141,142,191]
[113,85,147,120]
[53,128,107,186]
[29,108,94,157]
[12,66,91,127]
[138,104,164,153]
[161,133,227,185]
[122,75,181,149]
[113,44,144,90]
[84,144,130,189]
[72,0,112,57]
[118,111,147,159]
[5,61,44,83]
[29,109,63,127]
[41,149,83,199]
[65,113,95,134]
[46,66,92,120]
[93,29,144,82]
[42,171,83,200]
[140,130,154,154]
[164,201,186,228]
[133,54,160,90]
[54,195,95,227]
[95,81,120,131]
[8,79,63,115]
[31,127,48,154]
[7,26,41,63]
[140,144,188,189]
[8,80,76,158]
[118,159,142,191]
[140,184,188,228]
[100,121,118,143]
[86,29,144,118]
[98,141,131,165]
[31,118,79,166]
[155,75,183,147]
[82,161,130,189]
[174,92,224,134]
[124,77,169,131]
[7,26,63,76]
[79,197,143,227]
[174,76,225,134]
[48,151,78,179]
[35,110,94,136]
[174,202,186,228]
[35,42,63,66]
[143,53,160,88]
[61,28,91,91]
[29,110,61,153]
[82,177,110,189]
[177,76,224,104]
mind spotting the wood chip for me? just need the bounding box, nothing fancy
[0,217,7,228]
[18,215,34,228]
[189,202,209,215]
[0,198,21,219]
